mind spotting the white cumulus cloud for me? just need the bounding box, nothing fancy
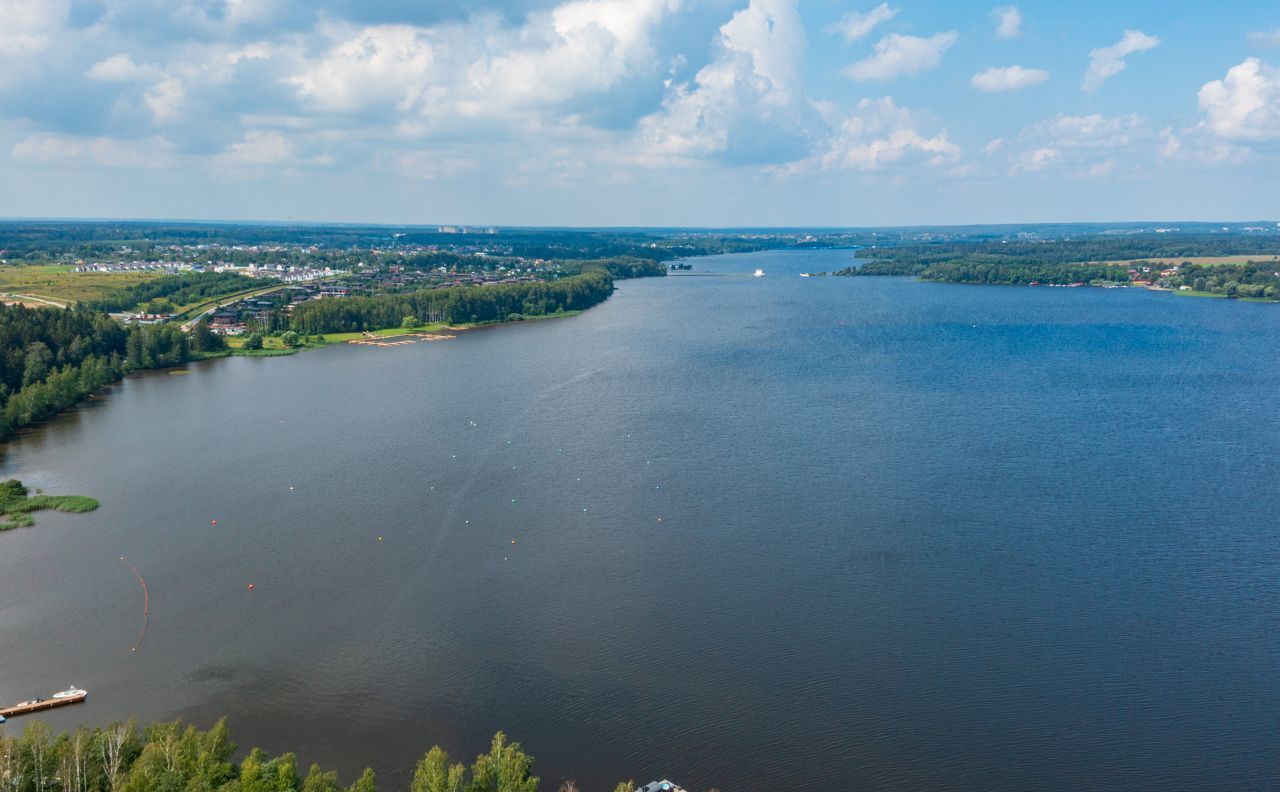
[991,6,1022,39]
[1011,113,1145,174]
[1196,57,1280,141]
[87,54,162,82]
[1082,29,1159,93]
[844,31,957,82]
[145,78,187,122]
[219,130,295,164]
[827,3,897,43]
[779,96,960,173]
[291,25,436,114]
[636,0,814,164]
[291,0,683,120]
[1158,127,1182,159]
[11,133,174,168]
[971,65,1048,92]
[0,0,68,57]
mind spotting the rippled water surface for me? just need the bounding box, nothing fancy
[2,250,1278,791]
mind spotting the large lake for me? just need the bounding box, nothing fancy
[2,250,1278,791]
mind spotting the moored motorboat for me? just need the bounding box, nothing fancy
[53,686,88,699]
[1,686,88,719]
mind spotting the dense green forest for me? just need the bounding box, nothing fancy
[837,234,1280,297]
[289,272,614,334]
[851,233,1280,268]
[1162,261,1280,299]
[0,719,669,792]
[84,272,261,313]
[0,304,195,439]
[840,255,1280,299]
[83,273,261,314]
[839,258,1131,285]
[558,258,667,279]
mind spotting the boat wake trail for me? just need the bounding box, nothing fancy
[119,556,149,652]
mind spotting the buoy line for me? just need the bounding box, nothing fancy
[119,556,149,652]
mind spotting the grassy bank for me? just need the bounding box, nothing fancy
[213,310,587,356]
[1166,288,1230,299]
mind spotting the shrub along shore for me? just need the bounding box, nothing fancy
[0,478,98,530]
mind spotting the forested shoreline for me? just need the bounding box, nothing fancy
[0,272,616,441]
[0,718,665,792]
[836,234,1280,298]
[0,306,194,440]
[838,258,1132,285]
[288,271,614,334]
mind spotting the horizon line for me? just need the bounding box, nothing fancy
[0,216,1277,233]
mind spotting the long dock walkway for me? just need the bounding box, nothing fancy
[1,691,87,719]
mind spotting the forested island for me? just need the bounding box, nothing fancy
[0,718,675,792]
[835,230,1280,300]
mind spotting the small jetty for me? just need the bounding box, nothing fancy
[349,332,457,348]
[0,687,87,721]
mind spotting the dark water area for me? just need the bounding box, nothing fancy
[2,249,1278,791]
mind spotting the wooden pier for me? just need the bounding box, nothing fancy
[1,691,86,719]
[348,333,457,348]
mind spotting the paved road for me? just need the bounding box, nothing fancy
[178,283,294,331]
[0,292,69,308]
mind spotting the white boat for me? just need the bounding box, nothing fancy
[800,272,811,277]
[52,686,87,699]
[753,268,765,277]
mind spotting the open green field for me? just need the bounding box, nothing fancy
[1167,288,1230,299]
[0,264,165,306]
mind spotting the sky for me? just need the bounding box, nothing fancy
[1,0,1278,227]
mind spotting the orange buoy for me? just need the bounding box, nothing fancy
[247,583,254,590]
[211,520,217,525]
